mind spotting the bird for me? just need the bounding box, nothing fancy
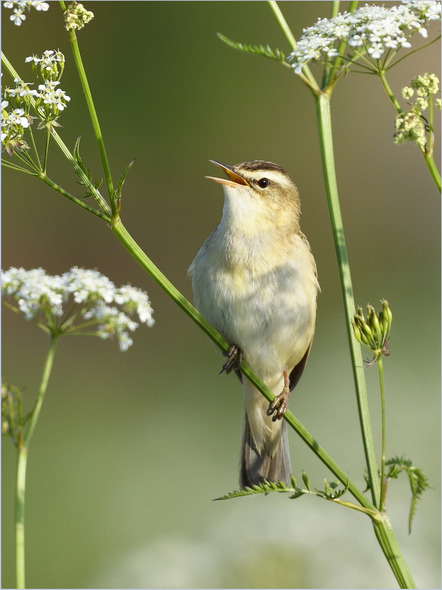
[188,160,318,488]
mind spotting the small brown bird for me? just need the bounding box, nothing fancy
[189,160,318,488]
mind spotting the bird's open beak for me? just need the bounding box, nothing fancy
[205,160,250,187]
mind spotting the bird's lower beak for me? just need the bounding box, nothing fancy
[205,160,250,187]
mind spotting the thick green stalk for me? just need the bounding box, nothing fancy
[15,445,27,589]
[316,92,415,588]
[372,516,416,588]
[15,336,58,589]
[378,357,387,511]
[315,91,381,507]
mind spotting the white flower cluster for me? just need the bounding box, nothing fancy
[2,51,70,154]
[4,1,49,26]
[1,97,32,154]
[288,1,441,74]
[2,267,155,351]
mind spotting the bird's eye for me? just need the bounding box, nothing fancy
[257,178,270,188]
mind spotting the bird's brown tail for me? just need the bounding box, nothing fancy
[239,409,291,489]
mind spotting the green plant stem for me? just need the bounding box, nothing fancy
[315,91,415,589]
[378,357,386,511]
[372,515,415,589]
[15,444,27,590]
[378,69,403,114]
[424,151,441,191]
[315,91,381,507]
[15,335,58,589]
[59,1,115,210]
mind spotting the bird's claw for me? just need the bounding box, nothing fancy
[219,344,242,375]
[267,388,290,422]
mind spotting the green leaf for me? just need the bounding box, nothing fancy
[385,456,430,533]
[301,470,311,491]
[217,33,287,65]
[73,137,103,198]
[214,479,293,500]
[114,159,135,203]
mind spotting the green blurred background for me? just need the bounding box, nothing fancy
[2,2,440,588]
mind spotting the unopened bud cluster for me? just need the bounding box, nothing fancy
[352,300,393,362]
[394,73,441,151]
[64,2,94,31]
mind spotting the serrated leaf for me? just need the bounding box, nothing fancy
[217,33,287,64]
[385,456,430,533]
[214,479,293,501]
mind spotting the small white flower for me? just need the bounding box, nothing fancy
[10,8,26,26]
[31,1,49,11]
[5,0,50,26]
[2,267,154,350]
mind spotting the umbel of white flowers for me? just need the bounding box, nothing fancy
[2,49,70,154]
[2,267,155,351]
[288,1,441,74]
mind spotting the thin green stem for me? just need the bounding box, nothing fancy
[15,335,59,589]
[43,129,51,174]
[38,172,111,222]
[424,152,441,192]
[267,1,319,92]
[378,69,403,113]
[387,35,441,71]
[378,358,386,511]
[24,335,58,446]
[15,443,27,590]
[59,1,115,212]
[315,91,381,508]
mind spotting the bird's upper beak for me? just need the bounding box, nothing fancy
[205,160,250,187]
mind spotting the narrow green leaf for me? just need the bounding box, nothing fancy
[301,470,311,491]
[114,159,135,202]
[217,32,287,65]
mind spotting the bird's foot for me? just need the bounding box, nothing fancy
[267,370,291,421]
[219,344,242,375]
[267,388,290,421]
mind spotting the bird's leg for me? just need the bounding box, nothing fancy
[267,369,291,422]
[219,344,243,375]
